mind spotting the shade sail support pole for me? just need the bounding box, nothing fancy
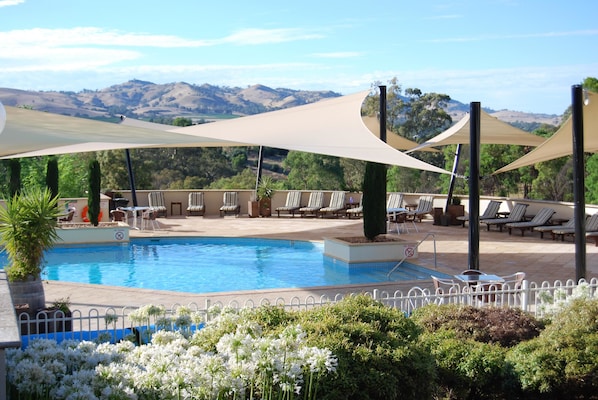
[572,85,586,281]
[468,102,481,271]
[445,144,462,213]
[255,146,264,193]
[125,149,138,207]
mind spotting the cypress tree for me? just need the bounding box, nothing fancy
[362,161,387,240]
[8,158,21,198]
[45,157,59,201]
[87,160,101,226]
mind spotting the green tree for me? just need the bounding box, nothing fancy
[362,162,387,240]
[283,151,344,190]
[8,158,21,197]
[45,157,59,200]
[87,160,101,226]
[58,154,91,197]
[0,187,60,282]
[586,154,598,204]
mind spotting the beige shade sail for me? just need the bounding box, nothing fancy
[406,109,546,153]
[168,91,449,174]
[361,115,439,152]
[494,91,598,174]
[0,106,244,158]
[0,91,449,174]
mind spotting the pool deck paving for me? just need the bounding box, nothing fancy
[43,214,598,313]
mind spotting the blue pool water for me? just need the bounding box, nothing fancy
[1,237,441,293]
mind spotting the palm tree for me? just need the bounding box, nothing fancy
[0,187,61,310]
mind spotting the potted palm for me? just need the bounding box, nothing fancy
[257,176,276,217]
[0,187,61,312]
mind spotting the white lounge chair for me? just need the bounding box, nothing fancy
[299,191,324,217]
[275,191,302,217]
[219,191,240,217]
[318,191,346,218]
[406,195,434,222]
[345,196,363,218]
[148,191,167,217]
[186,192,205,216]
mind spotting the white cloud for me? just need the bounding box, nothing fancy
[0,0,24,7]
[311,52,362,59]
[426,29,598,43]
[219,28,324,45]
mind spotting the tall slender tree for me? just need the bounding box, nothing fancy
[87,160,101,226]
[362,161,387,240]
[45,157,59,201]
[8,158,21,198]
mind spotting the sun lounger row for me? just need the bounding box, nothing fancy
[278,191,348,218]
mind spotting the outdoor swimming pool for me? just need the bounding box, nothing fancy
[1,237,442,293]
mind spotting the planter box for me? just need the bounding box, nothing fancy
[447,204,465,225]
[248,201,260,218]
[324,237,418,264]
[57,222,129,244]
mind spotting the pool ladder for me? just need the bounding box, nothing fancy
[387,233,437,279]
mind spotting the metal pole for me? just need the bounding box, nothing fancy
[468,102,481,270]
[255,146,264,192]
[125,149,138,207]
[379,86,387,143]
[572,85,586,281]
[445,144,462,213]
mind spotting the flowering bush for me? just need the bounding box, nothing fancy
[7,306,336,400]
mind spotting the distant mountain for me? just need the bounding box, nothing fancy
[0,80,561,126]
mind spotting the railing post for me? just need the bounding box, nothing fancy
[521,280,529,312]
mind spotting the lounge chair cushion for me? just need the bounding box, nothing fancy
[482,203,529,231]
[299,191,324,216]
[505,207,556,236]
[187,192,205,216]
[318,191,346,217]
[148,192,167,217]
[276,191,302,217]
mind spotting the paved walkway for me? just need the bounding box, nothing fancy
[43,215,598,312]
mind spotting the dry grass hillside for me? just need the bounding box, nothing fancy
[0,80,561,126]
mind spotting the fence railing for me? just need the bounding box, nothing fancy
[16,278,598,347]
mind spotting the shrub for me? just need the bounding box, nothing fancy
[295,295,436,400]
[418,330,511,400]
[507,297,598,399]
[411,304,543,347]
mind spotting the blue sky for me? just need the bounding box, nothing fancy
[0,0,596,115]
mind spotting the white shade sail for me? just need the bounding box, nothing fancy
[0,91,449,174]
[406,109,546,153]
[495,91,598,174]
[361,116,439,152]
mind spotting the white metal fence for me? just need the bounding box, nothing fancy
[17,278,598,346]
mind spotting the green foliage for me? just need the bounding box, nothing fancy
[8,158,21,197]
[0,187,61,281]
[411,304,543,348]
[256,175,277,199]
[295,295,435,400]
[362,162,387,240]
[209,168,256,189]
[507,297,598,398]
[45,157,59,200]
[419,330,510,399]
[283,151,345,190]
[585,153,598,204]
[530,157,573,201]
[87,159,101,226]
